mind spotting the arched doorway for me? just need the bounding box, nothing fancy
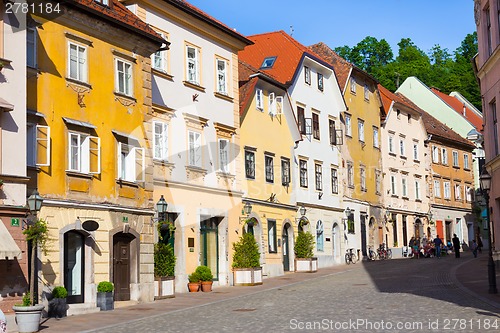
[64,230,86,304]
[113,232,135,301]
[332,222,340,261]
[368,218,376,249]
[282,222,293,271]
[414,218,423,240]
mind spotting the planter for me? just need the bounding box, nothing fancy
[294,257,318,272]
[48,298,67,318]
[188,282,200,292]
[200,281,213,292]
[154,276,175,299]
[233,267,263,286]
[12,304,44,333]
[96,292,114,311]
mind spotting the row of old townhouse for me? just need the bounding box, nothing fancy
[0,0,486,314]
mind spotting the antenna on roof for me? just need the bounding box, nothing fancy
[290,25,294,36]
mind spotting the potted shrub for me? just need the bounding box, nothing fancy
[96,281,114,311]
[232,232,262,286]
[13,218,49,332]
[195,266,213,292]
[154,242,176,299]
[294,231,317,272]
[48,286,68,318]
[187,271,201,292]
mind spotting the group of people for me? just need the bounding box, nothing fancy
[408,234,483,259]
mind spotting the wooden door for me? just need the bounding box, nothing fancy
[113,234,130,301]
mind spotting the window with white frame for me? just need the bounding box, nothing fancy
[188,131,202,167]
[329,119,336,145]
[115,58,133,96]
[304,66,311,85]
[441,148,448,165]
[360,166,366,191]
[27,124,50,167]
[399,137,406,157]
[117,142,144,182]
[153,121,168,161]
[375,170,381,194]
[350,77,356,93]
[68,42,87,82]
[402,176,408,198]
[256,89,263,110]
[413,141,419,160]
[245,150,255,179]
[388,133,395,154]
[95,0,109,5]
[347,162,354,188]
[358,119,365,142]
[315,163,322,191]
[268,219,277,253]
[216,58,228,94]
[27,26,37,68]
[331,168,338,194]
[218,139,229,173]
[454,183,462,200]
[465,185,472,202]
[317,73,324,91]
[415,179,421,200]
[443,181,451,199]
[316,220,324,251]
[68,132,100,174]
[265,155,274,183]
[452,151,459,167]
[434,179,441,197]
[390,174,397,196]
[300,159,308,188]
[345,114,352,137]
[364,84,369,100]
[152,32,168,72]
[464,154,470,169]
[313,112,320,140]
[373,126,379,148]
[186,45,200,85]
[432,146,440,163]
[281,158,290,186]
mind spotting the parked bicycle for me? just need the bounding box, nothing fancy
[345,248,358,264]
[377,243,393,260]
[367,246,378,261]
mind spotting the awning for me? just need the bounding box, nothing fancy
[0,219,22,260]
[0,97,14,112]
[112,130,140,145]
[63,117,96,129]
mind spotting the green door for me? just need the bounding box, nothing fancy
[200,218,219,280]
[283,226,290,271]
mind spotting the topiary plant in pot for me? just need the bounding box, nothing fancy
[154,242,176,299]
[96,281,114,311]
[195,265,213,292]
[48,286,68,318]
[294,231,317,272]
[232,232,262,286]
[187,271,201,292]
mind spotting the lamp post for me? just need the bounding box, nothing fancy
[156,195,168,222]
[479,169,497,294]
[299,205,306,217]
[26,189,44,305]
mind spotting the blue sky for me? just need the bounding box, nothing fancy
[187,0,476,56]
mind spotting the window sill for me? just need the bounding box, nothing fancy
[391,195,398,198]
[66,77,92,90]
[152,68,174,81]
[464,168,471,171]
[415,199,422,202]
[66,170,93,179]
[153,159,175,167]
[348,185,355,189]
[413,159,420,163]
[116,179,139,188]
[214,92,233,102]
[402,196,409,200]
[183,80,206,92]
[300,185,309,189]
[400,155,407,160]
[114,92,136,105]
[452,165,460,169]
[389,152,396,157]
[246,175,256,180]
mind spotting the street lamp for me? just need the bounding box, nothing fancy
[156,195,168,222]
[345,207,351,218]
[299,205,306,217]
[479,168,497,294]
[243,202,253,216]
[27,189,43,216]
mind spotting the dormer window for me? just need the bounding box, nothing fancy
[260,56,276,69]
[95,0,109,6]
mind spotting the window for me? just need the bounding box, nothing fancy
[375,170,381,194]
[153,121,168,161]
[281,158,290,186]
[269,93,275,115]
[219,139,229,173]
[297,106,306,135]
[245,150,255,179]
[152,32,168,72]
[399,137,406,157]
[188,131,202,167]
[391,174,397,196]
[186,45,200,84]
[115,58,133,96]
[95,0,109,5]
[27,26,37,68]
[68,42,87,82]
[331,168,338,194]
[373,127,379,148]
[492,101,498,155]
[360,166,366,191]
[27,124,50,167]
[345,114,352,137]
[454,183,462,200]
[486,7,492,55]
[441,148,448,165]
[329,119,336,145]
[316,221,324,251]
[434,180,441,198]
[465,185,472,202]
[317,73,323,91]
[261,56,277,69]
[347,212,355,233]
[358,119,364,142]
[443,181,451,199]
[117,142,144,182]
[268,93,283,116]
[396,109,401,119]
[300,159,308,188]
[216,59,228,94]
[413,141,419,161]
[452,151,459,167]
[401,176,408,198]
[347,162,354,188]
[415,179,421,200]
[464,154,470,169]
[265,155,274,183]
[407,114,412,123]
[268,219,277,253]
[256,89,263,110]
[315,163,322,191]
[312,113,320,140]
[350,77,356,93]
[304,66,311,85]
[388,134,395,154]
[68,132,100,174]
[364,84,369,100]
[432,146,440,163]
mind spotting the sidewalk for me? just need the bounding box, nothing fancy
[5,254,500,332]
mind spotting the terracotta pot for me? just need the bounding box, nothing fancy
[201,281,213,292]
[188,282,200,292]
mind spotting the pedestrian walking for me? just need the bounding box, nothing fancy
[434,235,443,258]
[477,237,483,253]
[452,234,461,258]
[471,240,478,258]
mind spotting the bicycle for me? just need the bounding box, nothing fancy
[345,248,358,264]
[377,243,393,260]
[367,246,378,261]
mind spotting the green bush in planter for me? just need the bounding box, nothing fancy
[97,281,114,293]
[52,286,68,299]
[154,242,176,277]
[194,265,213,281]
[232,232,260,268]
[294,231,315,258]
[188,271,201,283]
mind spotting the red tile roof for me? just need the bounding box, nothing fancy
[309,42,351,90]
[71,0,164,43]
[430,88,483,131]
[238,61,259,116]
[239,31,331,86]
